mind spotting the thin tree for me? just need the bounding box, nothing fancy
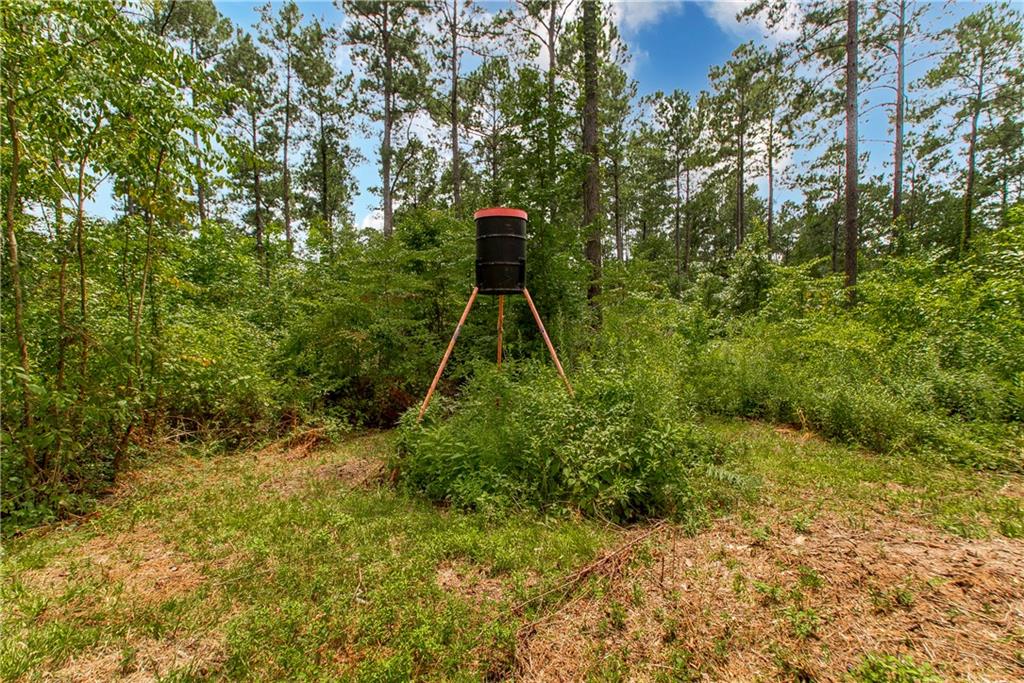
[920,3,1024,254]
[259,1,302,253]
[582,0,601,305]
[343,0,429,237]
[844,0,859,295]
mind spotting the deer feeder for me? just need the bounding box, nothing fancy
[416,207,574,421]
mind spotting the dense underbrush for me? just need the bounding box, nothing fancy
[398,215,1024,516]
[397,361,742,522]
[679,218,1023,472]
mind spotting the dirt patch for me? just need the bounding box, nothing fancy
[313,458,386,488]
[22,526,204,611]
[261,456,386,498]
[436,560,508,602]
[255,428,333,466]
[1000,476,1024,501]
[517,514,1024,681]
[51,631,224,682]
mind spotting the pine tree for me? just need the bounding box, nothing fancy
[294,18,360,260]
[920,3,1024,254]
[258,1,303,254]
[342,0,430,237]
[161,0,231,225]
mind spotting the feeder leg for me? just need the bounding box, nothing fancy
[417,287,479,422]
[522,288,574,397]
[497,295,504,368]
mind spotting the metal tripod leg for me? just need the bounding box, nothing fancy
[522,287,575,397]
[496,295,504,368]
[417,287,479,421]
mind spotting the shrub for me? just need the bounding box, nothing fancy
[396,360,735,522]
[850,653,941,683]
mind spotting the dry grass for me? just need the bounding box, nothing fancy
[21,526,204,617]
[50,631,225,682]
[517,512,1024,681]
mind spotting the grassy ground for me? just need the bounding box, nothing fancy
[1,422,1022,681]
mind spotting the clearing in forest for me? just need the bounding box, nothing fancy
[2,423,1022,681]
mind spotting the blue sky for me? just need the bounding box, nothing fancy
[214,0,790,228]
[87,2,985,227]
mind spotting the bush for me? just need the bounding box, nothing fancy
[396,360,735,522]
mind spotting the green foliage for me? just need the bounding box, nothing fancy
[397,359,732,522]
[850,653,942,683]
[677,212,1024,471]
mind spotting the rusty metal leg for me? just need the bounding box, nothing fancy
[417,287,479,421]
[522,287,574,397]
[496,295,504,368]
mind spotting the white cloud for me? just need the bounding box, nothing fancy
[359,210,384,232]
[699,0,800,43]
[610,1,684,36]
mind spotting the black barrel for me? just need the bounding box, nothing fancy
[474,208,527,295]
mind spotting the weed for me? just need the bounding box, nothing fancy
[798,566,824,590]
[791,512,814,534]
[753,580,784,605]
[784,606,821,639]
[869,585,915,614]
[849,653,941,682]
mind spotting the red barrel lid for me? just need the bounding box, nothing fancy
[473,207,528,220]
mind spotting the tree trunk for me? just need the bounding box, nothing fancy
[54,179,69,393]
[75,157,89,405]
[613,158,623,261]
[684,167,692,275]
[736,90,746,248]
[450,0,462,209]
[582,0,601,306]
[251,110,267,283]
[382,4,394,237]
[546,0,557,226]
[319,112,330,257]
[3,93,34,451]
[832,161,841,273]
[767,117,775,243]
[283,27,294,254]
[674,160,682,279]
[190,36,208,225]
[490,136,500,205]
[961,58,984,256]
[843,0,859,298]
[891,0,905,229]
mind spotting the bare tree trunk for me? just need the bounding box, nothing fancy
[74,157,89,406]
[832,160,841,273]
[190,36,208,225]
[767,118,775,243]
[546,0,557,226]
[613,158,622,260]
[684,166,692,275]
[844,0,859,298]
[490,138,500,205]
[736,90,746,248]
[961,59,984,256]
[382,3,394,237]
[674,161,681,279]
[54,179,68,393]
[582,0,601,306]
[891,0,905,229]
[319,113,331,257]
[3,93,34,455]
[449,0,462,209]
[251,111,267,284]
[283,24,294,253]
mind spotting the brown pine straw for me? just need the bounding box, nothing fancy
[513,521,670,674]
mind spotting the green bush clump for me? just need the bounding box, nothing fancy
[396,361,734,522]
[850,653,942,683]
